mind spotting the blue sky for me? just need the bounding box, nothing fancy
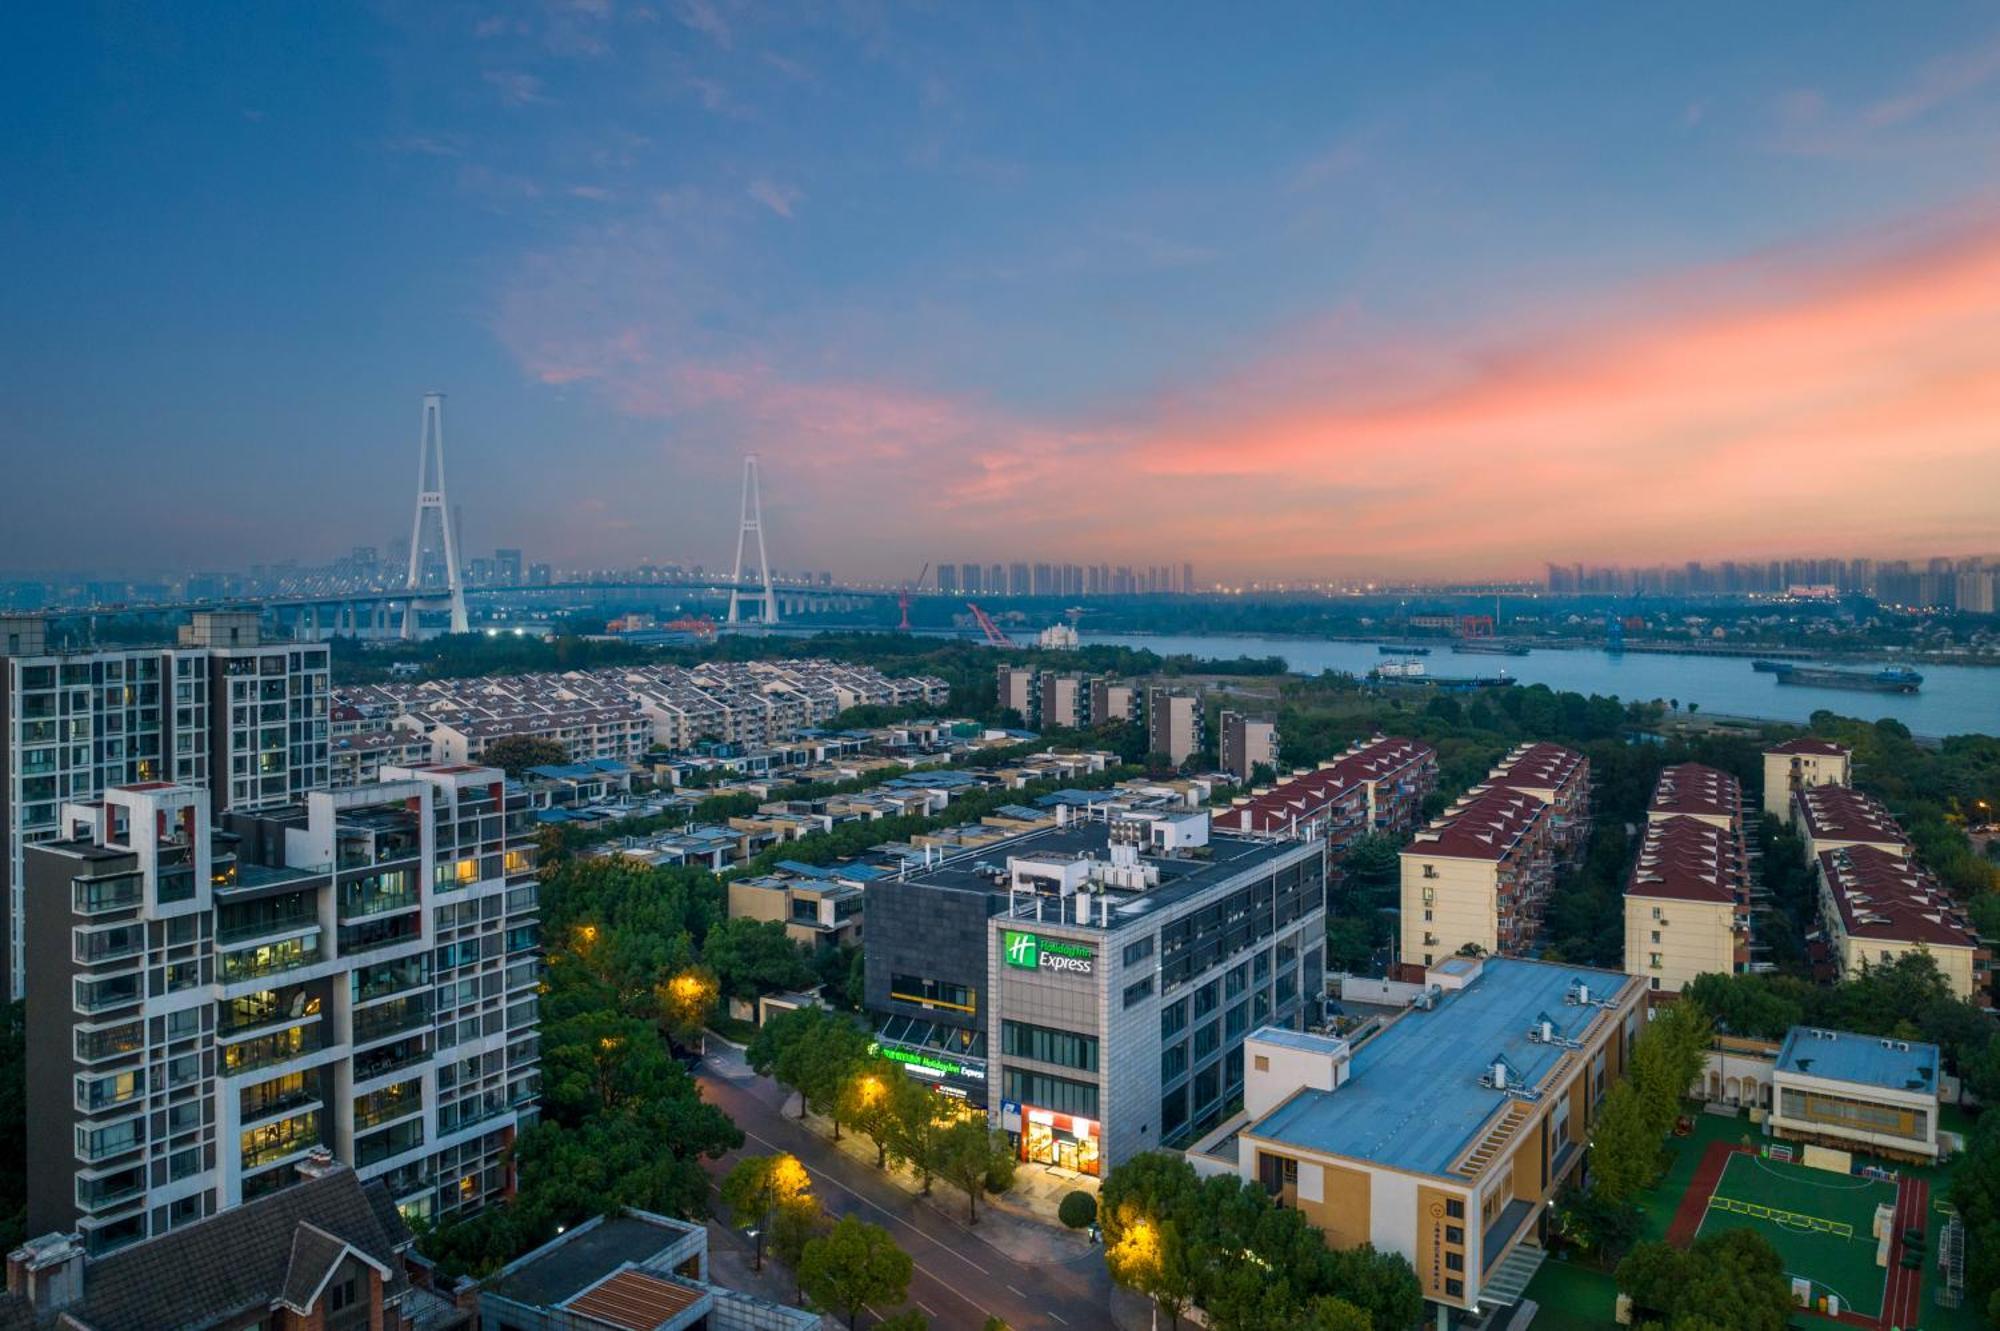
[5,3,2000,579]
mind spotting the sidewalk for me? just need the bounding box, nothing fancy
[783,1093,1100,1269]
[703,1217,830,1328]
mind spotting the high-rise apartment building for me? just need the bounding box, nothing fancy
[1218,711,1279,782]
[0,612,330,998]
[22,767,540,1255]
[936,564,959,595]
[1144,686,1203,766]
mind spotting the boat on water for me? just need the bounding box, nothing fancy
[1371,658,1427,680]
[1750,659,1793,673]
[1378,644,1433,656]
[1452,640,1530,657]
[1774,664,1923,694]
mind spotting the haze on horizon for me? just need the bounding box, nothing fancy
[5,3,2000,583]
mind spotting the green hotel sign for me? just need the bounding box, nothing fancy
[1003,930,1095,976]
[879,1047,962,1077]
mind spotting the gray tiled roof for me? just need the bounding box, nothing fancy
[50,1171,409,1331]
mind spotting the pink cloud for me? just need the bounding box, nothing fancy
[496,204,2000,577]
[746,178,802,218]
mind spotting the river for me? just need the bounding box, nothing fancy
[1080,632,2000,737]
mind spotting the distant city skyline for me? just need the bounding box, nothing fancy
[7,6,2000,579]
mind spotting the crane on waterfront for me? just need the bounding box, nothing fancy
[897,562,929,632]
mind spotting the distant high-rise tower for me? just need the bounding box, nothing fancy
[727,454,778,624]
[402,392,468,637]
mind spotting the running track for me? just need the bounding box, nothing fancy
[1667,1140,1929,1329]
[1881,1175,1929,1329]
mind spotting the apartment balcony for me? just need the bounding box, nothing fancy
[74,970,144,1015]
[337,912,422,957]
[217,898,320,948]
[75,1166,148,1214]
[352,1034,430,1085]
[351,955,428,1004]
[337,873,420,922]
[353,1081,424,1133]
[219,931,323,984]
[352,994,430,1046]
[239,1080,321,1127]
[74,1020,145,1064]
[240,1109,322,1172]
[220,1023,324,1078]
[73,873,144,915]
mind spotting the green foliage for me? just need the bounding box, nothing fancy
[932,1116,1014,1223]
[873,1313,929,1331]
[1098,1153,1421,1331]
[479,733,571,777]
[1615,1229,1794,1331]
[1587,1081,1663,1205]
[1548,1184,1643,1264]
[747,1005,874,1126]
[1589,1002,1711,1205]
[798,1215,915,1331]
[719,1153,813,1270]
[1951,1110,2000,1313]
[1058,1189,1098,1230]
[702,916,818,1002]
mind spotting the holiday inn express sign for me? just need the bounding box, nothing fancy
[1003,930,1095,976]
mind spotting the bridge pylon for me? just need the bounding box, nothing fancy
[401,392,468,639]
[725,455,777,625]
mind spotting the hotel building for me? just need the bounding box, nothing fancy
[863,808,1325,1168]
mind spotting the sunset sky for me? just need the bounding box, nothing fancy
[7,3,2000,580]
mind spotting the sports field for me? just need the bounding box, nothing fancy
[1694,1152,1897,1319]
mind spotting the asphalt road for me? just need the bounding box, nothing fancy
[697,1048,1117,1330]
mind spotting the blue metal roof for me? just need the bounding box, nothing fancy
[1775,1027,1938,1093]
[1251,958,1634,1178]
[1033,789,1119,808]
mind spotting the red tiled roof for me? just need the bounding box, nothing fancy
[1405,786,1547,861]
[1211,735,1433,835]
[1483,741,1586,795]
[1648,763,1741,821]
[1819,843,1974,949]
[1625,814,1746,904]
[1797,786,1908,848]
[1767,737,1849,757]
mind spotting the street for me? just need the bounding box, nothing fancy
[697,1046,1119,1330]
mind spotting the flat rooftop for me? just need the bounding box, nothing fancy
[1250,957,1635,1178]
[899,820,1307,931]
[488,1214,691,1310]
[1775,1027,1939,1094]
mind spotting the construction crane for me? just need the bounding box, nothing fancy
[966,601,1015,647]
[897,562,929,632]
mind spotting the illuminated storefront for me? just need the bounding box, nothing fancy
[1005,1102,1101,1176]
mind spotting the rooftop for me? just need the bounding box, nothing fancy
[1767,737,1850,757]
[1818,843,1975,949]
[1248,957,1636,1177]
[1775,1026,1938,1094]
[1625,814,1746,905]
[1647,762,1742,821]
[898,818,1308,931]
[487,1214,693,1312]
[1797,786,1908,848]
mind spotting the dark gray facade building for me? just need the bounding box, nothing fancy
[864,810,1324,1176]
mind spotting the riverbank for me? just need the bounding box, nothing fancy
[1081,631,2000,735]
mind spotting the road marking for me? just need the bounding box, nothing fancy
[917,1301,937,1317]
[1049,1314,1070,1325]
[742,1127,992,1275]
[1008,1284,1026,1297]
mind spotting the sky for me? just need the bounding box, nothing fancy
[5,2,2000,583]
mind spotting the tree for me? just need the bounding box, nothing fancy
[874,1313,929,1331]
[798,1216,915,1331]
[702,916,818,1003]
[1615,1230,1792,1331]
[748,1005,871,1129]
[1058,1190,1098,1230]
[719,1154,813,1270]
[838,1056,905,1167]
[1305,1297,1374,1331]
[480,733,570,777]
[1099,1154,1202,1328]
[882,1074,954,1195]
[933,1116,1014,1223]
[655,965,718,1052]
